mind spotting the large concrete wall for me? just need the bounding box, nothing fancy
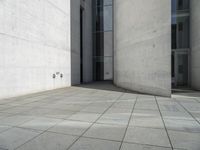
[191,0,200,90]
[71,0,93,84]
[114,0,171,96]
[0,0,71,99]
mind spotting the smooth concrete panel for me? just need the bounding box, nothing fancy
[104,31,113,80]
[71,0,81,85]
[0,0,71,99]
[82,0,93,83]
[71,0,93,84]
[114,0,171,97]
[191,0,200,90]
[103,4,113,80]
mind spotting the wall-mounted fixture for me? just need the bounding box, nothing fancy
[53,72,64,79]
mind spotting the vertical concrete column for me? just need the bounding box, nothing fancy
[71,0,93,85]
[82,0,93,83]
[71,0,81,84]
[191,0,200,90]
[113,0,171,96]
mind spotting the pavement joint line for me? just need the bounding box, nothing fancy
[65,92,125,150]
[155,96,174,150]
[119,95,138,150]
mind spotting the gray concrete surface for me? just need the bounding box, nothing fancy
[81,0,93,83]
[0,0,93,99]
[113,0,171,97]
[0,82,199,150]
[191,0,200,90]
[0,0,71,99]
[71,0,93,84]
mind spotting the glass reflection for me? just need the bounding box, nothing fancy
[172,0,190,49]
[171,0,189,87]
[93,0,113,81]
[95,6,112,32]
[96,0,112,6]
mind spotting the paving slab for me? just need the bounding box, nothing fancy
[124,126,171,147]
[0,127,40,150]
[97,113,130,125]
[48,120,92,136]
[68,137,121,150]
[130,115,164,129]
[121,143,172,150]
[19,117,62,131]
[168,130,200,150]
[164,118,200,133]
[0,115,33,126]
[83,123,126,141]
[16,132,78,150]
[68,112,101,123]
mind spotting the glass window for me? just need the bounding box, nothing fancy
[171,0,189,87]
[93,0,113,81]
[104,0,112,6]
[103,6,112,31]
[95,6,112,32]
[96,0,112,6]
[177,0,189,11]
[95,6,104,31]
[172,0,189,14]
[172,15,189,49]
[95,32,104,56]
[171,0,190,49]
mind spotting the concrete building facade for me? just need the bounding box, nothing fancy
[0,0,199,99]
[0,0,72,99]
[113,0,171,97]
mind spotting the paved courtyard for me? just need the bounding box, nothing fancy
[0,82,200,150]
